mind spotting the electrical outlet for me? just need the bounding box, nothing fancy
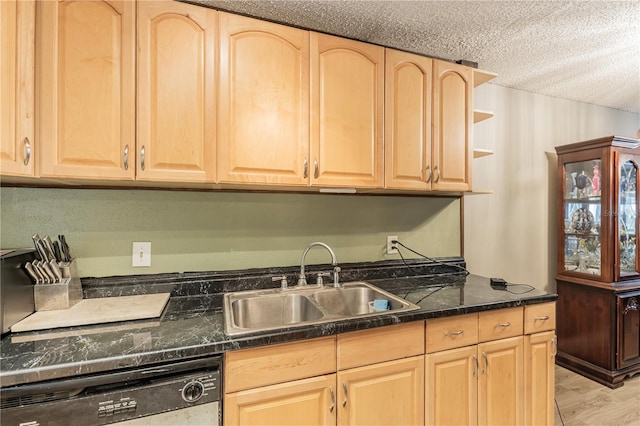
[386,236,398,255]
[132,242,151,267]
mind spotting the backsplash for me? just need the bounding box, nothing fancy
[0,188,460,277]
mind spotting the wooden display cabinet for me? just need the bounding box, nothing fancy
[555,135,640,388]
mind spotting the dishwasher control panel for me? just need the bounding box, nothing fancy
[95,370,220,422]
[1,359,221,426]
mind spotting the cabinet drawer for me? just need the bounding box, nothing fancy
[524,302,556,334]
[337,322,424,370]
[225,337,336,393]
[478,307,523,342]
[426,314,478,353]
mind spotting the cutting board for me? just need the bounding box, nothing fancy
[11,293,170,333]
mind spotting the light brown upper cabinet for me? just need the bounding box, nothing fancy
[432,60,473,191]
[1,0,35,177]
[137,0,216,183]
[217,12,309,186]
[310,33,384,188]
[38,0,136,180]
[384,49,432,190]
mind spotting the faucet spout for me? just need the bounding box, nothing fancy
[298,242,340,287]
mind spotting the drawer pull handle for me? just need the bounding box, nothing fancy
[140,145,146,171]
[426,165,432,183]
[445,330,464,336]
[496,322,511,328]
[342,382,348,407]
[303,157,308,178]
[535,315,550,321]
[434,165,441,183]
[314,158,319,179]
[473,354,479,377]
[482,352,488,374]
[123,144,129,170]
[23,137,31,166]
[329,386,335,412]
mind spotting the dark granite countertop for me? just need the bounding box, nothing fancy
[0,260,556,388]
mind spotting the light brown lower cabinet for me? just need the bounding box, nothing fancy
[425,337,524,426]
[224,374,337,426]
[524,331,556,426]
[337,356,424,426]
[425,303,556,426]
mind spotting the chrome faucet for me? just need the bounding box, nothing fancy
[297,242,341,287]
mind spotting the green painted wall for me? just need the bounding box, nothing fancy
[0,187,460,278]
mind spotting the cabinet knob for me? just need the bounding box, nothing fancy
[123,144,129,170]
[23,137,31,166]
[140,145,146,171]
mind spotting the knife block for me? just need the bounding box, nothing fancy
[34,260,83,311]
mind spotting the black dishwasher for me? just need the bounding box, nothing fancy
[0,356,221,426]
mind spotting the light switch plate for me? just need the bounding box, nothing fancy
[132,242,151,267]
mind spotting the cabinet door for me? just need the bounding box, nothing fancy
[524,332,556,426]
[137,0,216,183]
[618,292,640,369]
[432,60,472,191]
[1,0,35,177]
[617,155,640,279]
[38,0,135,180]
[218,13,309,186]
[478,336,524,426]
[384,49,432,191]
[311,33,384,188]
[224,374,336,426]
[338,356,424,426]
[425,345,478,426]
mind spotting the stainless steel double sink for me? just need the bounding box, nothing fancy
[223,281,420,336]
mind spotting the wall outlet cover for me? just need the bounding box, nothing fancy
[387,236,398,255]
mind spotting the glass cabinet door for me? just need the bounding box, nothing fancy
[563,159,602,276]
[618,157,639,278]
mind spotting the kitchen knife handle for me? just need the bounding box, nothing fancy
[23,137,31,166]
[25,262,41,284]
[123,144,129,170]
[140,145,146,171]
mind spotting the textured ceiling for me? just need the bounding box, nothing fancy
[191,0,640,113]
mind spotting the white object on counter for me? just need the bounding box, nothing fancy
[11,293,170,332]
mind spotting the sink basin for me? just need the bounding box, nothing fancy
[230,293,324,329]
[310,285,407,316]
[224,281,419,336]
